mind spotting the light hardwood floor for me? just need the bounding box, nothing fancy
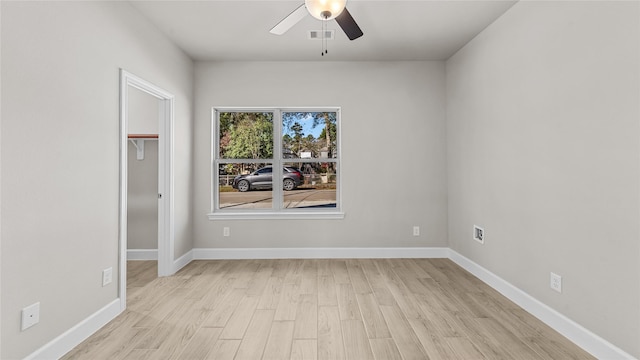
[62,259,594,359]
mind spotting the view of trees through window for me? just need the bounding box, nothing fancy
[214,110,339,211]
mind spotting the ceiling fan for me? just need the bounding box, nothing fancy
[270,0,364,41]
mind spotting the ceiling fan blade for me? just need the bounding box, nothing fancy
[335,7,363,40]
[270,4,308,35]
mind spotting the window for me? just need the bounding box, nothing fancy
[209,108,343,219]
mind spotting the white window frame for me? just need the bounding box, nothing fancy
[208,107,344,220]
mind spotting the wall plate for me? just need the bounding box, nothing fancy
[22,302,40,331]
[550,272,562,293]
[473,225,484,244]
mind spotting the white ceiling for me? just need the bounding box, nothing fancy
[130,0,517,61]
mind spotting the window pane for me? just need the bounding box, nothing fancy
[219,112,274,159]
[282,112,337,160]
[218,163,273,209]
[282,162,337,209]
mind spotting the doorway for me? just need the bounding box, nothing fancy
[119,70,175,310]
[127,86,160,287]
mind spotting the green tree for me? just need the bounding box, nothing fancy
[290,122,304,155]
[282,134,293,155]
[299,134,318,157]
[282,112,337,157]
[219,112,273,159]
[318,121,337,156]
[313,112,336,158]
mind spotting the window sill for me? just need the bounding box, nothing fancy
[207,211,345,221]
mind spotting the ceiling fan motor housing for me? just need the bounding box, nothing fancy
[305,0,347,20]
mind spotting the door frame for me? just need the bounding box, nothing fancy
[119,69,175,310]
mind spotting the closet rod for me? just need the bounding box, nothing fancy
[128,134,158,139]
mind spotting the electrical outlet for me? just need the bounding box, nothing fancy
[413,226,420,236]
[21,302,40,331]
[550,272,562,293]
[223,227,230,237]
[102,267,113,287]
[473,225,484,244]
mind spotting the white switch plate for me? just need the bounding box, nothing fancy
[102,267,113,287]
[223,227,230,237]
[21,302,40,331]
[550,272,562,293]
[413,226,420,236]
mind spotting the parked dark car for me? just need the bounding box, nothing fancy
[232,166,303,192]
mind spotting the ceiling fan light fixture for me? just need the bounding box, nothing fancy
[305,0,346,20]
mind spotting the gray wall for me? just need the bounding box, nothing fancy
[0,2,193,358]
[128,85,160,135]
[446,1,639,357]
[127,141,159,250]
[193,61,448,249]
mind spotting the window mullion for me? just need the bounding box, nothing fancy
[212,109,220,212]
[273,109,283,211]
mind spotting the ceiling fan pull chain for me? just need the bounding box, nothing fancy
[322,24,325,56]
[325,23,328,55]
[322,18,326,56]
[321,14,329,56]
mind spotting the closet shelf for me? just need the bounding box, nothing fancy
[128,134,158,139]
[128,134,158,160]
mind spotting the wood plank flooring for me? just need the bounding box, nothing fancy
[62,259,594,359]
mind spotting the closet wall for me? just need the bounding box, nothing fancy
[127,86,160,252]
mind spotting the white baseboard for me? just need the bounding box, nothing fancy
[126,249,158,260]
[448,250,635,360]
[27,247,633,360]
[173,249,194,273]
[192,247,450,260]
[24,299,122,360]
